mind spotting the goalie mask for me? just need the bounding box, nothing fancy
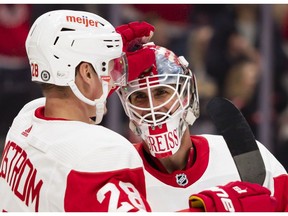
[117,45,200,158]
[25,10,127,124]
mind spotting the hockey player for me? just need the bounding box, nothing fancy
[0,10,151,212]
[115,38,288,211]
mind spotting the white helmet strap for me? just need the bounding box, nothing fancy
[184,107,197,125]
[129,121,141,136]
[68,79,109,124]
[68,80,96,106]
[94,79,109,124]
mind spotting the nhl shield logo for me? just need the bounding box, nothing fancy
[175,173,188,186]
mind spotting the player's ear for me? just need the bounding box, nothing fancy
[77,62,93,82]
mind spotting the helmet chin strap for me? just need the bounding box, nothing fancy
[68,80,109,124]
[129,121,141,136]
[94,80,109,124]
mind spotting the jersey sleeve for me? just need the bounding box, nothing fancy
[273,174,288,211]
[64,167,151,212]
[249,141,288,211]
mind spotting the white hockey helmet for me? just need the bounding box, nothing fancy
[117,44,200,158]
[26,10,127,124]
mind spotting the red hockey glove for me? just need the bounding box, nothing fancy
[116,21,155,82]
[109,22,155,97]
[189,181,277,212]
[116,21,155,52]
[108,46,155,97]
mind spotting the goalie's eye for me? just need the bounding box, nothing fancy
[130,91,148,106]
[129,86,175,108]
[153,87,170,98]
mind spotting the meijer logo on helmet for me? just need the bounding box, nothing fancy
[66,15,101,27]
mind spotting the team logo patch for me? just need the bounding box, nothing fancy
[175,173,188,187]
[41,70,50,81]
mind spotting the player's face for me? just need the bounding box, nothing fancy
[129,85,179,118]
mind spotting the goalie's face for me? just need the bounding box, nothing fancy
[129,85,179,119]
[117,45,200,158]
[121,75,192,158]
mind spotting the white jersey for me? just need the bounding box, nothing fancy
[0,98,150,212]
[134,135,287,212]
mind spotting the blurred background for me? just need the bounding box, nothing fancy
[1,4,288,169]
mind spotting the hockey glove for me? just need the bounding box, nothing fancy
[109,22,155,96]
[189,181,277,212]
[116,21,155,52]
[116,21,156,82]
